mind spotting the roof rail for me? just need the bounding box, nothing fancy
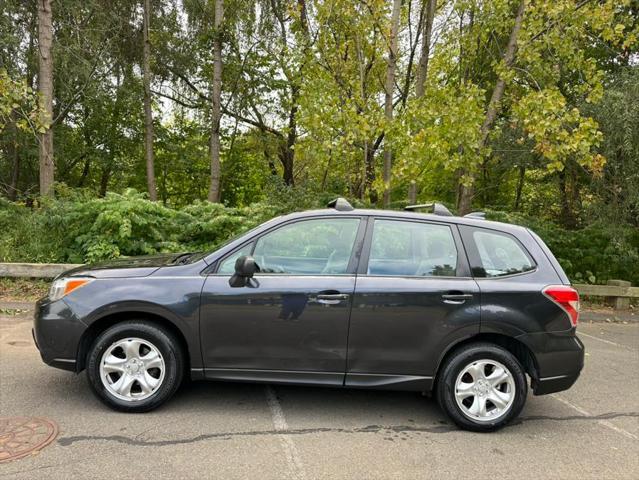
[404,203,453,217]
[327,197,354,212]
[463,211,486,219]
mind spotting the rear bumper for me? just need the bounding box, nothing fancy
[532,372,581,395]
[516,330,584,395]
[33,297,86,372]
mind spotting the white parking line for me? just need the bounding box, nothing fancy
[551,394,638,440]
[578,331,634,350]
[265,386,307,480]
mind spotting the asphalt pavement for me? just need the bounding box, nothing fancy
[1,307,637,479]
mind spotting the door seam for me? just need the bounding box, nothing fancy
[344,216,373,385]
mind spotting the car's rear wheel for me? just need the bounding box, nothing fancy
[436,343,527,431]
[86,321,184,412]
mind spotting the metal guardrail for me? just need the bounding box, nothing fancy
[574,280,637,310]
[0,263,82,278]
[574,284,639,298]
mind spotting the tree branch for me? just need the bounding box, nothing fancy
[152,89,202,109]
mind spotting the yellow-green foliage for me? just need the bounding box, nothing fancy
[0,69,46,134]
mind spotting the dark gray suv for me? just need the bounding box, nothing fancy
[33,199,584,431]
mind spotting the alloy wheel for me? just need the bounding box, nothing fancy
[454,359,516,423]
[99,337,166,402]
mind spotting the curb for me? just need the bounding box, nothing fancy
[580,310,637,324]
[0,302,35,311]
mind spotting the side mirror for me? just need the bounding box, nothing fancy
[229,255,259,287]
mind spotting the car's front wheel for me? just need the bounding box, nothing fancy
[86,321,184,412]
[436,342,527,431]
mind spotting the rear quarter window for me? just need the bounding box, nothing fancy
[462,227,536,278]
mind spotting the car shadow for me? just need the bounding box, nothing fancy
[34,368,639,441]
[174,379,444,420]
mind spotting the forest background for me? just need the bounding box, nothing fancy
[1,0,638,285]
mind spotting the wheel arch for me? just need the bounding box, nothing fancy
[76,310,191,377]
[432,332,539,390]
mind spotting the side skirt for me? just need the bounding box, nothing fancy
[345,373,433,391]
[194,368,433,392]
[201,368,344,386]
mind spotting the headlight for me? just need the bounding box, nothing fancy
[49,277,94,301]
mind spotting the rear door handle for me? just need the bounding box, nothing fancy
[441,293,473,304]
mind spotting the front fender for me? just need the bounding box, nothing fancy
[64,276,205,371]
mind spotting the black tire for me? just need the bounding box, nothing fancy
[436,342,527,432]
[86,321,184,413]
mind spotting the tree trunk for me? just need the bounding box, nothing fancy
[297,0,309,32]
[7,113,20,201]
[364,134,384,203]
[559,160,581,229]
[274,0,309,187]
[264,144,278,177]
[208,0,223,202]
[37,0,54,197]
[458,0,526,214]
[358,139,368,199]
[77,123,92,187]
[142,0,158,201]
[321,152,332,190]
[274,75,301,187]
[415,0,436,98]
[558,169,577,229]
[408,181,417,204]
[161,160,168,205]
[99,166,111,197]
[9,148,20,201]
[365,146,376,202]
[77,157,91,187]
[280,84,300,187]
[514,165,525,210]
[382,0,402,207]
[278,139,295,186]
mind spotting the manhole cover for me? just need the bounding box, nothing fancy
[0,417,58,463]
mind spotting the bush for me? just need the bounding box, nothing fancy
[1,192,637,285]
[0,190,283,264]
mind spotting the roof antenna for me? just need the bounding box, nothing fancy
[327,197,354,212]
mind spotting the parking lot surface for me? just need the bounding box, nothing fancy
[1,308,637,479]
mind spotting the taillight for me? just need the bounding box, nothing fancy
[543,285,580,327]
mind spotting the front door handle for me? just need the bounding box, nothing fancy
[314,293,350,305]
[441,293,473,304]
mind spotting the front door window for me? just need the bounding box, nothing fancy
[253,218,360,274]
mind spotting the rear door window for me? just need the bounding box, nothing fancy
[366,219,458,277]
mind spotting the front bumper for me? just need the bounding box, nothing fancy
[33,296,87,372]
[516,330,585,395]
